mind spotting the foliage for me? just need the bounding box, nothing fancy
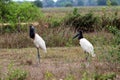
[94,72,116,80]
[107,26,120,44]
[54,0,120,7]
[33,0,43,7]
[1,7,120,48]
[77,0,84,6]
[107,0,111,6]
[111,0,118,5]
[65,2,73,7]
[105,26,120,62]
[49,17,63,27]
[108,46,120,62]
[65,8,99,32]
[0,0,11,22]
[97,0,106,5]
[42,0,54,7]
[55,0,73,7]
[0,1,43,23]
[0,1,43,32]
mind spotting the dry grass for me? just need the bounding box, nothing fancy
[0,47,120,80]
[42,6,120,17]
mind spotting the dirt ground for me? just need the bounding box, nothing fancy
[0,47,120,80]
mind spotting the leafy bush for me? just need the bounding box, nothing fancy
[0,1,43,33]
[101,11,120,30]
[1,1,43,23]
[64,8,99,32]
[49,17,62,27]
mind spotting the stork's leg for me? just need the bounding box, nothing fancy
[85,51,89,61]
[37,48,40,64]
[85,51,89,67]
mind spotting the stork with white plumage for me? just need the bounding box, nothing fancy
[73,31,96,66]
[29,25,47,64]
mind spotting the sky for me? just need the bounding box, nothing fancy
[12,0,57,2]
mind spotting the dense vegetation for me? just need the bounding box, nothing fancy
[0,1,42,22]
[0,1,120,48]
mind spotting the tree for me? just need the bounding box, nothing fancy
[88,0,97,6]
[107,0,111,6]
[111,0,118,5]
[55,0,73,7]
[97,0,106,5]
[65,2,73,7]
[42,0,54,7]
[77,0,84,6]
[34,0,43,7]
[0,0,11,22]
[117,0,120,4]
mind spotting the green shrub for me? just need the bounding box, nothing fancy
[108,46,120,62]
[0,1,43,33]
[50,17,62,27]
[101,11,120,30]
[1,1,43,23]
[64,9,99,32]
[112,11,120,29]
[107,26,120,45]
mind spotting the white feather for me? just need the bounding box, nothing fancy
[79,38,95,57]
[34,33,47,53]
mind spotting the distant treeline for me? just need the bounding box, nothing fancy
[31,0,120,8]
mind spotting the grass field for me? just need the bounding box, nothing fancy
[0,46,120,80]
[42,6,120,17]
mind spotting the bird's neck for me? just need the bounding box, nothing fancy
[30,32,35,39]
[78,35,83,40]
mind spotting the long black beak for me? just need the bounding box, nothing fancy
[73,33,79,39]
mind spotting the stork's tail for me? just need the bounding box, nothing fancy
[91,51,96,57]
[92,53,96,57]
[43,48,47,53]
